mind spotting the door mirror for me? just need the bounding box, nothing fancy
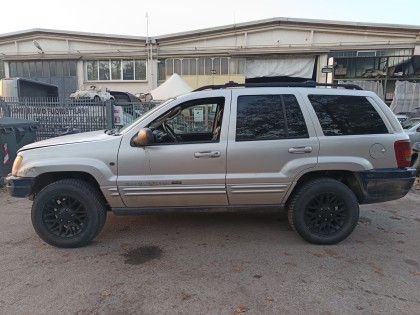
[133,128,154,146]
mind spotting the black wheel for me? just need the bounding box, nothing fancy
[93,95,101,103]
[31,179,107,248]
[287,178,359,245]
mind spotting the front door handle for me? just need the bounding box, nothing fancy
[288,146,313,154]
[194,151,221,158]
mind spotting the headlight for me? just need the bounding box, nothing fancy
[11,155,23,176]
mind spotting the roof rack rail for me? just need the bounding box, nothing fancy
[193,81,363,91]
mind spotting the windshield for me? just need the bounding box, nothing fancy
[117,98,176,134]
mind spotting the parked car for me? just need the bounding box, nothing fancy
[6,81,416,248]
[404,121,420,144]
[394,114,409,124]
[110,90,146,120]
[411,142,420,176]
[402,117,420,129]
[69,85,114,102]
[403,121,420,174]
[109,91,141,104]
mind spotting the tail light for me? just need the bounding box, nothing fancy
[394,140,412,168]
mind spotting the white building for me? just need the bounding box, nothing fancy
[1,17,419,105]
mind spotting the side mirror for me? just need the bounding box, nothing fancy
[133,128,154,146]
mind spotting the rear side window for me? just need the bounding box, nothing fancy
[236,94,308,141]
[308,95,388,136]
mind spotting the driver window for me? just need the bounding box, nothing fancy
[147,97,225,144]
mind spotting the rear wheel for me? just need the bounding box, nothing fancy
[31,179,107,248]
[287,178,359,245]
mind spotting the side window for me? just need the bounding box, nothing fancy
[308,95,388,136]
[236,94,308,141]
[147,97,225,144]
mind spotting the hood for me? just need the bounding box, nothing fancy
[20,130,115,151]
[70,91,91,98]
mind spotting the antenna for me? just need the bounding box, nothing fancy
[145,12,149,39]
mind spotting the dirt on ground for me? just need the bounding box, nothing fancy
[0,181,419,315]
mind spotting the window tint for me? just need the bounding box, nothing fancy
[236,94,308,141]
[308,95,388,136]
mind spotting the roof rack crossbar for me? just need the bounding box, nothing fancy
[193,81,363,91]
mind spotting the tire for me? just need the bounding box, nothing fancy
[93,95,100,103]
[31,179,107,248]
[287,178,359,245]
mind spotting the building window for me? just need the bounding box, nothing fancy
[174,59,182,75]
[84,59,147,81]
[122,60,134,80]
[9,60,77,78]
[134,60,146,80]
[166,59,174,76]
[111,60,121,80]
[160,57,243,78]
[99,60,110,80]
[0,60,5,79]
[86,60,97,80]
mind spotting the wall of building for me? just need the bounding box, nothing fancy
[0,19,419,98]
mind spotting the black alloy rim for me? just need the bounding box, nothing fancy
[304,193,348,235]
[42,194,88,238]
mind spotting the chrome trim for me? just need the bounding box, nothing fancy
[229,183,288,194]
[107,187,120,196]
[121,185,226,196]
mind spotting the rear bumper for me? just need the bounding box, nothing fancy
[6,175,34,198]
[355,168,416,204]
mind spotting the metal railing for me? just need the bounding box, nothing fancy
[0,97,157,140]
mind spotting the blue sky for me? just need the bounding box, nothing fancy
[2,0,420,37]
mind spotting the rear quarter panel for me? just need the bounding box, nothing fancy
[298,89,409,171]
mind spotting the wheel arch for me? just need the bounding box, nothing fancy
[30,171,105,202]
[289,170,364,204]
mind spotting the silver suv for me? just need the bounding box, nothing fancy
[6,82,416,248]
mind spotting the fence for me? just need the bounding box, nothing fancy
[0,97,157,140]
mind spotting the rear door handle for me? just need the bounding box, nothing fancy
[288,146,312,154]
[194,151,221,158]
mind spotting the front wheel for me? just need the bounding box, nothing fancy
[287,178,359,245]
[31,179,107,248]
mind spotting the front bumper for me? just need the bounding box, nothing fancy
[356,168,416,204]
[6,175,35,198]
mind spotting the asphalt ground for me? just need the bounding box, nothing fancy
[0,184,419,315]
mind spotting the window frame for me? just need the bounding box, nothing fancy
[84,58,147,82]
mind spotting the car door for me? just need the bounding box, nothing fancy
[117,91,231,208]
[226,88,319,205]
